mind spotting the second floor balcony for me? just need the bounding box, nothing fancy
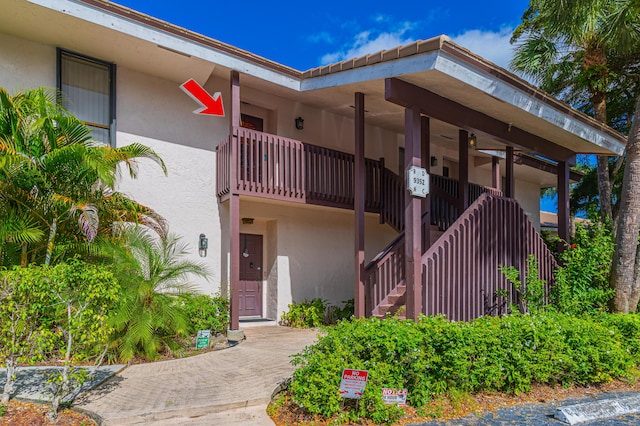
[217,127,502,233]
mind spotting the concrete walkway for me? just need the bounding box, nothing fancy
[74,326,319,425]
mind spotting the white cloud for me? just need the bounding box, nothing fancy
[451,27,515,69]
[320,22,415,65]
[308,31,335,44]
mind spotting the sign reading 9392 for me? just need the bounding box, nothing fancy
[407,166,429,198]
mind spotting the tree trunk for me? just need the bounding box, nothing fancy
[592,91,613,223]
[44,218,57,266]
[610,96,640,313]
[1,357,17,403]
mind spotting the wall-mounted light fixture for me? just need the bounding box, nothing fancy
[295,116,304,130]
[242,217,254,225]
[198,233,208,258]
[242,234,250,258]
[430,156,438,167]
[468,133,477,150]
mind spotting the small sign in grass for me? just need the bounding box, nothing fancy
[196,330,210,349]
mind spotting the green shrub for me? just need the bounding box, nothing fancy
[280,298,354,328]
[182,293,229,335]
[280,299,328,328]
[551,222,615,315]
[289,312,637,422]
[500,254,548,313]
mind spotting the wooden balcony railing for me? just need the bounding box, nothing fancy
[217,128,502,232]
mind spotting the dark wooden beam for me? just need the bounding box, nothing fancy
[558,160,571,245]
[229,70,240,330]
[459,130,470,210]
[505,146,514,198]
[385,78,576,162]
[492,156,501,191]
[404,107,423,321]
[422,116,431,253]
[354,92,366,318]
[514,153,581,181]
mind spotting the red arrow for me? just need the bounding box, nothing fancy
[180,79,225,116]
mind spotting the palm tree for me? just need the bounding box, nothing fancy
[510,0,640,223]
[108,227,210,361]
[511,0,640,312]
[0,87,167,267]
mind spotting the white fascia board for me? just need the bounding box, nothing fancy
[28,0,301,90]
[434,51,625,155]
[299,52,439,91]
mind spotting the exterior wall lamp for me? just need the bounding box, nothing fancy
[430,156,438,167]
[198,233,208,257]
[242,234,250,258]
[468,133,477,150]
[295,116,304,130]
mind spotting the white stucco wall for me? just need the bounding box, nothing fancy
[238,200,398,318]
[114,67,229,294]
[0,32,56,92]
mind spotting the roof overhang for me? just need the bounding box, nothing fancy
[3,0,627,158]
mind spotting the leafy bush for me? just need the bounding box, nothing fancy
[552,222,615,315]
[281,299,329,328]
[108,228,210,361]
[0,260,119,416]
[280,298,354,328]
[182,293,229,335]
[289,312,637,423]
[500,254,548,313]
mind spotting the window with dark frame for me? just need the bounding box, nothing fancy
[57,49,116,145]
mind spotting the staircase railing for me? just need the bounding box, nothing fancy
[421,193,556,321]
[365,193,557,320]
[364,234,405,316]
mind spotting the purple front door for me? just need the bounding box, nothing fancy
[239,234,263,317]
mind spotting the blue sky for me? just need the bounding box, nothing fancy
[116,0,530,71]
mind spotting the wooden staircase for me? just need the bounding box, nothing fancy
[368,225,442,318]
[365,194,558,320]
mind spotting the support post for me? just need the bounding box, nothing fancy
[354,92,366,318]
[421,116,431,253]
[229,70,241,331]
[492,156,501,192]
[405,107,423,321]
[558,160,571,247]
[505,146,515,198]
[458,130,469,210]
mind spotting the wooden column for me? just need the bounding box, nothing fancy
[505,146,515,198]
[421,116,431,253]
[492,156,501,192]
[558,160,571,245]
[405,107,423,321]
[229,70,241,331]
[354,92,366,318]
[458,130,469,210]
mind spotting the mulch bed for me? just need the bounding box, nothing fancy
[0,400,96,426]
[269,377,640,425]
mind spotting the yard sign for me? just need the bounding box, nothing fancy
[339,369,369,399]
[196,330,210,349]
[382,388,408,406]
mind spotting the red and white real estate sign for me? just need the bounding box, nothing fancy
[339,369,369,399]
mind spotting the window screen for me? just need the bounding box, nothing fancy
[58,49,115,145]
